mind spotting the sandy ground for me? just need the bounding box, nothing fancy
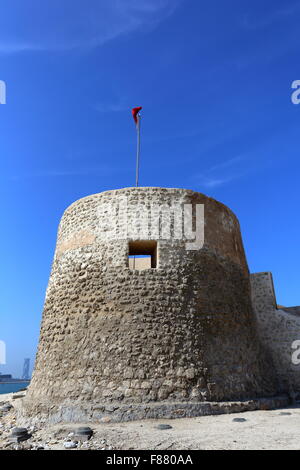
[0,392,299,450]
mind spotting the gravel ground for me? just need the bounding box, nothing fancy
[1,392,299,450]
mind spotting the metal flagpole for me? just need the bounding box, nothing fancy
[132,107,142,271]
[135,113,141,187]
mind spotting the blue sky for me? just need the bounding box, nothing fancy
[0,0,300,377]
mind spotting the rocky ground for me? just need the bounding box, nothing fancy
[1,392,300,450]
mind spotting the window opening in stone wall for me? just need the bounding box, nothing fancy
[128,240,157,270]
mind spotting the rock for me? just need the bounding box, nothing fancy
[156,424,173,430]
[74,426,93,441]
[22,443,33,450]
[76,426,93,435]
[3,442,14,448]
[10,427,31,443]
[232,418,247,422]
[64,441,78,449]
[1,404,12,412]
[100,417,111,423]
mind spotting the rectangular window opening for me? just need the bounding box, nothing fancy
[128,240,157,270]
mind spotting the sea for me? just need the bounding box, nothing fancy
[0,382,30,395]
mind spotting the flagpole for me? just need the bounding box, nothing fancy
[132,106,142,271]
[135,114,141,187]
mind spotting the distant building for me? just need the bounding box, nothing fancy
[22,358,30,380]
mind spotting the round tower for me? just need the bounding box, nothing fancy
[22,187,278,423]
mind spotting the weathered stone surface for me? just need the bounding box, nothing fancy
[251,272,300,395]
[21,187,279,423]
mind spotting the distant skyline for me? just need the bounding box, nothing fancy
[1,0,300,376]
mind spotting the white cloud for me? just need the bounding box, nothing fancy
[0,42,44,54]
[0,0,182,54]
[208,155,245,173]
[192,154,248,188]
[195,175,237,189]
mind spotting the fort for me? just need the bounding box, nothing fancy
[21,187,300,424]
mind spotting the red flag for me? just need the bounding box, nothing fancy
[132,106,142,125]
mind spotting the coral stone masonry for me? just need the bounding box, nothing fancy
[21,187,299,423]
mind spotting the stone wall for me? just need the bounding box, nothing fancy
[251,272,300,395]
[22,188,278,423]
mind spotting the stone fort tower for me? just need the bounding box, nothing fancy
[23,187,282,423]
